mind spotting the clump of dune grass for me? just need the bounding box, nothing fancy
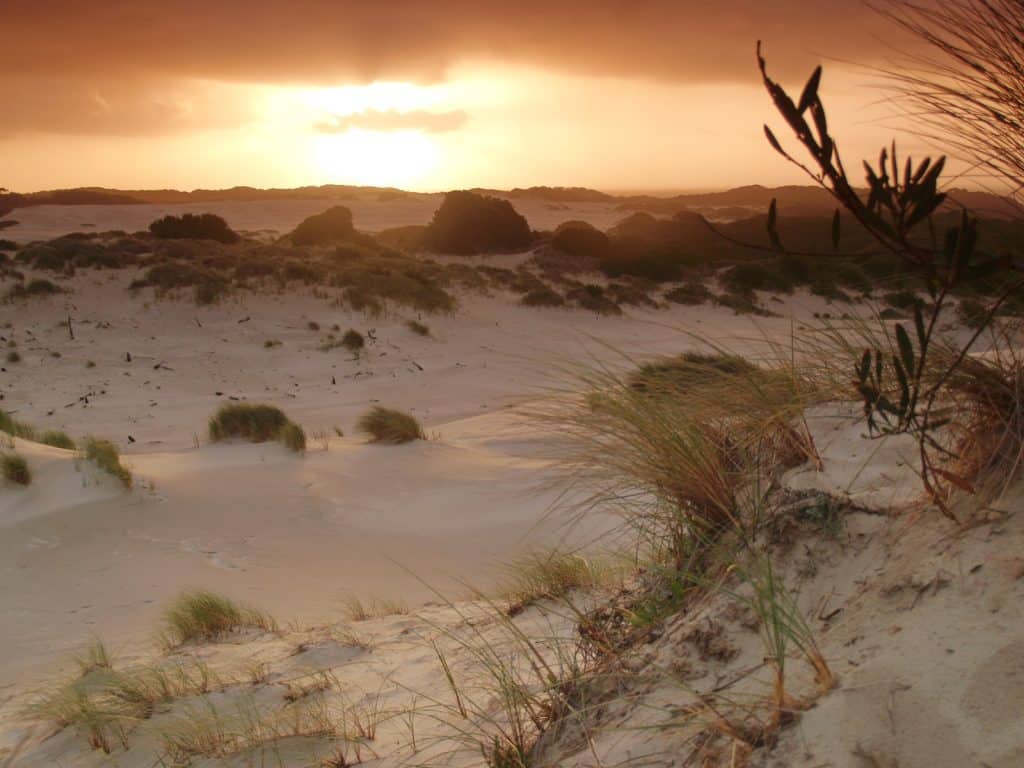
[356,406,425,444]
[341,328,365,353]
[82,437,132,489]
[502,550,615,616]
[208,402,307,454]
[406,319,431,336]
[208,403,288,443]
[263,338,282,348]
[0,410,35,440]
[6,349,20,364]
[159,590,276,648]
[341,594,409,622]
[74,638,112,676]
[41,429,75,450]
[278,420,306,453]
[2,452,31,485]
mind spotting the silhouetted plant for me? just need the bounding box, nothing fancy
[423,191,532,255]
[757,44,1024,515]
[149,213,239,244]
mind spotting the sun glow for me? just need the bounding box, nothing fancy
[311,129,440,187]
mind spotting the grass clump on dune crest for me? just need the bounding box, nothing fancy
[207,402,306,452]
[41,429,76,450]
[0,410,36,440]
[2,452,31,485]
[356,406,425,444]
[503,550,615,616]
[82,437,132,489]
[159,590,276,648]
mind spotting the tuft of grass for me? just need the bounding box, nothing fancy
[40,429,76,450]
[263,338,282,348]
[159,590,276,648]
[6,350,20,364]
[2,452,31,485]
[356,406,425,444]
[520,286,566,307]
[278,420,306,453]
[341,595,409,622]
[0,410,36,440]
[74,637,112,677]
[406,319,431,336]
[502,550,613,616]
[208,403,288,443]
[341,329,365,353]
[82,437,132,489]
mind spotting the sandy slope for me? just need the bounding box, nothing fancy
[0,265,843,692]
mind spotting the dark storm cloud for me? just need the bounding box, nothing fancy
[0,0,902,135]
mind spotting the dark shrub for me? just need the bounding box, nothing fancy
[665,282,713,305]
[599,237,688,282]
[0,240,15,251]
[551,221,610,258]
[289,206,356,246]
[7,278,63,299]
[567,284,622,315]
[883,290,926,311]
[520,286,566,307]
[149,213,239,244]
[209,403,290,443]
[2,453,30,486]
[423,191,532,255]
[357,406,425,444]
[376,224,428,252]
[341,329,365,352]
[722,262,795,295]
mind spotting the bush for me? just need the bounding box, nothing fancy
[82,438,132,488]
[2,453,30,485]
[40,430,75,450]
[567,284,622,315]
[883,289,926,311]
[551,221,610,258]
[356,406,425,444]
[665,282,713,305]
[0,239,16,251]
[520,286,566,307]
[406,319,431,336]
[7,278,63,300]
[423,191,532,255]
[149,213,239,244]
[160,590,274,647]
[208,403,289,443]
[278,421,306,453]
[341,329,365,353]
[6,350,20,364]
[289,206,357,246]
[722,262,795,295]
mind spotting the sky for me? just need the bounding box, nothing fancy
[0,1,942,193]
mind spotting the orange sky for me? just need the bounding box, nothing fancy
[0,1,948,193]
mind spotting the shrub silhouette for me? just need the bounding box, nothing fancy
[423,191,532,255]
[149,213,239,244]
[551,220,611,258]
[7,278,63,300]
[520,286,565,307]
[290,206,356,246]
[357,406,425,444]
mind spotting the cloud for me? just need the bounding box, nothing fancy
[0,1,916,136]
[316,109,467,134]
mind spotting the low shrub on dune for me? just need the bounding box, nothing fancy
[356,406,425,444]
[40,430,76,450]
[406,319,431,336]
[209,403,289,443]
[341,329,365,353]
[289,206,356,246]
[207,403,306,453]
[520,285,566,307]
[6,278,64,300]
[2,452,31,485]
[149,213,239,244]
[82,437,132,489]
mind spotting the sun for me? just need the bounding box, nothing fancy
[311,128,440,188]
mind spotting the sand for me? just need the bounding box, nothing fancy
[0,223,1020,767]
